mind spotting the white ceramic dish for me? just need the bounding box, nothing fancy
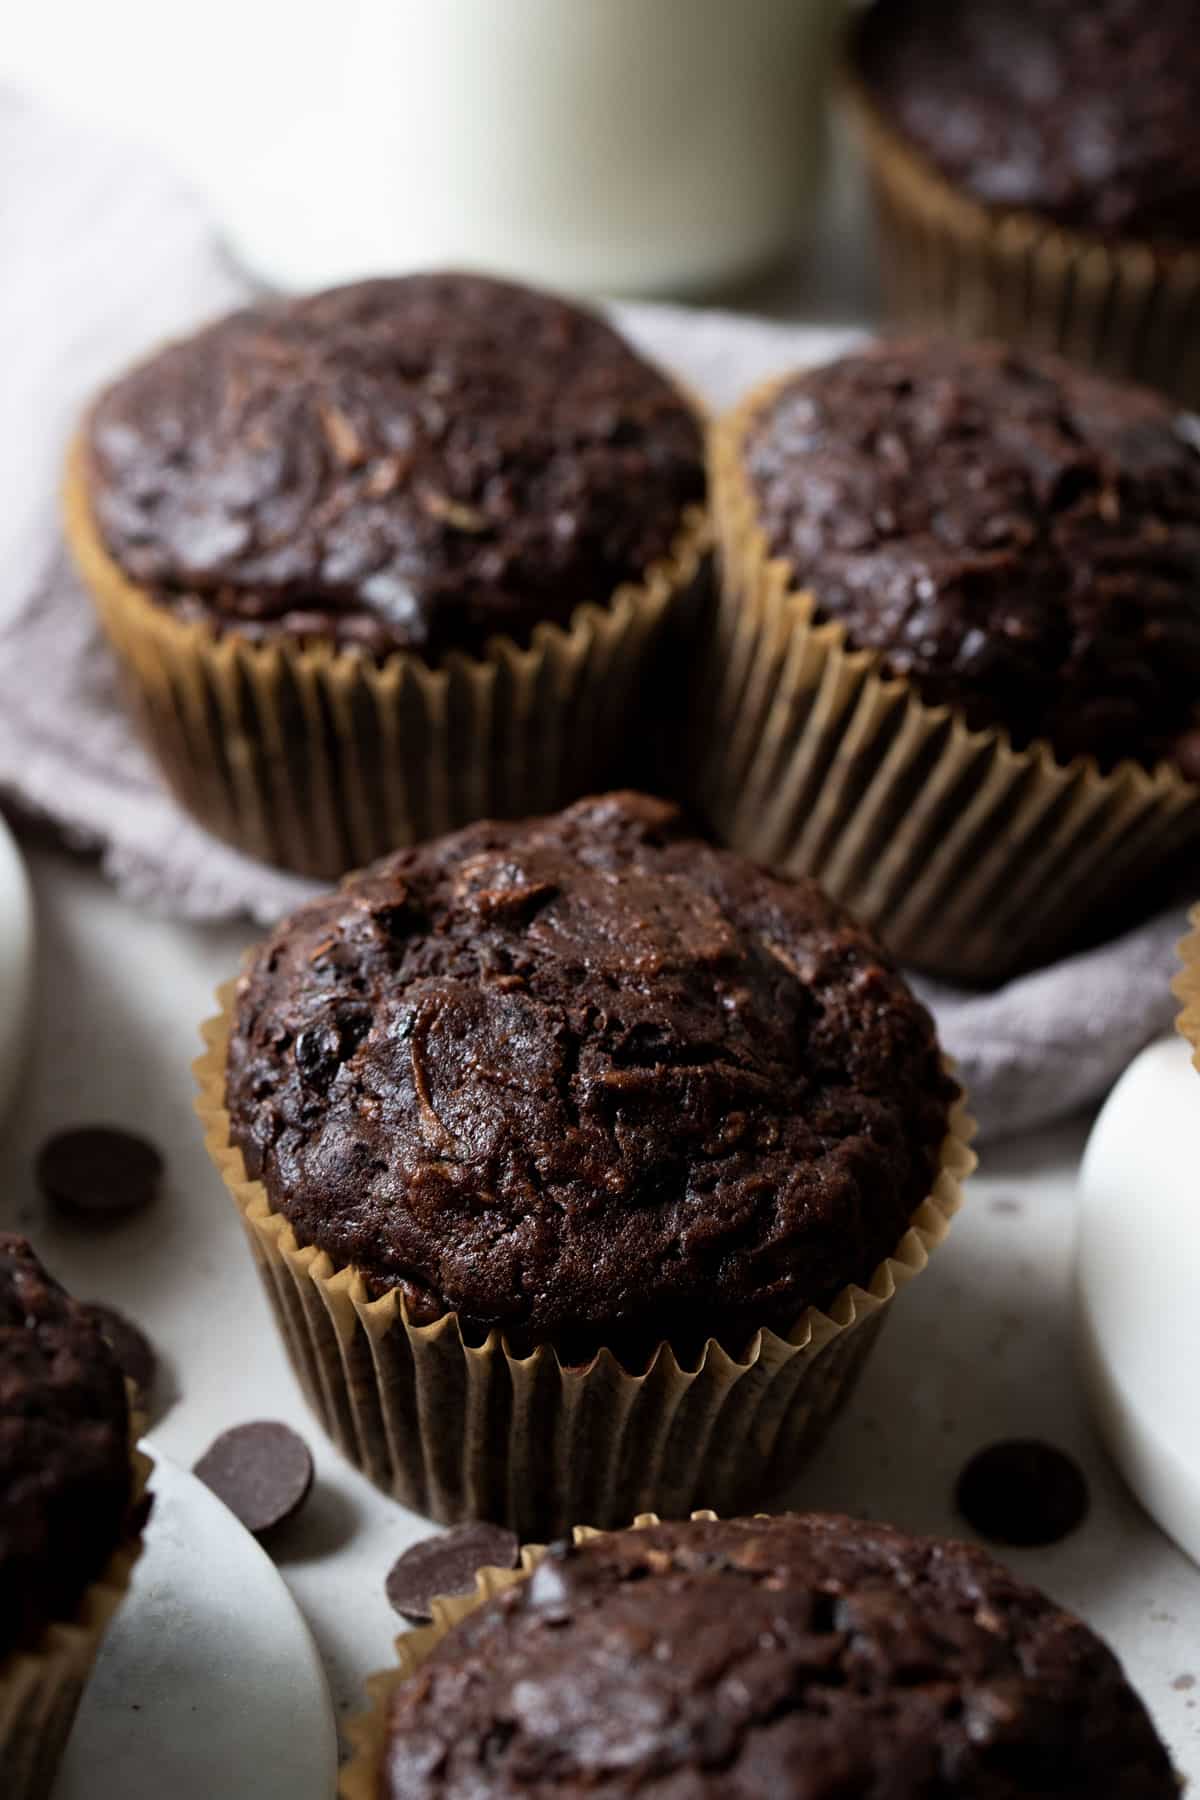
[1078,1034,1200,1569]
[52,1446,338,1800]
[0,811,33,1125]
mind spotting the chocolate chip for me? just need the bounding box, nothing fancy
[86,1302,157,1408]
[36,1127,163,1221]
[295,1004,370,1092]
[386,1522,520,1622]
[193,1423,314,1536]
[956,1439,1089,1548]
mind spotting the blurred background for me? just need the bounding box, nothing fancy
[1,0,870,317]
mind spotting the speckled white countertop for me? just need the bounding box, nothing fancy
[2,839,1198,1790]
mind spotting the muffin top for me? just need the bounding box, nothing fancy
[379,1512,1176,1798]
[742,336,1200,770]
[0,1235,137,1657]
[854,0,1200,243]
[225,793,954,1365]
[84,273,704,661]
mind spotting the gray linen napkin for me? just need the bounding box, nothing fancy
[0,91,1190,1139]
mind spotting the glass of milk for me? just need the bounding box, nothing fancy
[218,0,845,296]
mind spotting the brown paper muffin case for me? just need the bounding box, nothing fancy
[63,435,710,880]
[0,1444,151,1800]
[1173,908,1200,1072]
[692,380,1200,987]
[340,1512,712,1800]
[196,986,973,1540]
[841,73,1200,410]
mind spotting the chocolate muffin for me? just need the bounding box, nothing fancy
[82,272,705,662]
[0,1235,139,1656]
[225,791,956,1366]
[855,0,1200,245]
[205,793,970,1527]
[695,338,1200,983]
[67,273,708,877]
[742,336,1200,772]
[372,1513,1176,1798]
[844,4,1200,411]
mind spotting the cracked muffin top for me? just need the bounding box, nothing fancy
[224,792,955,1366]
[0,1235,139,1657]
[84,272,705,661]
[741,336,1200,771]
[853,0,1200,243]
[377,1512,1176,1798]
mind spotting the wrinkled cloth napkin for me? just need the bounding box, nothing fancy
[0,91,1192,1141]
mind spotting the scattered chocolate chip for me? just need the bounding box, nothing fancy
[86,1302,157,1408]
[386,1522,520,1623]
[193,1422,314,1536]
[36,1126,163,1221]
[956,1439,1089,1548]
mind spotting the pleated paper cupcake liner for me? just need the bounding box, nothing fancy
[691,379,1200,987]
[196,987,973,1541]
[339,1511,710,1800]
[63,435,710,880]
[0,1445,151,1800]
[841,71,1200,410]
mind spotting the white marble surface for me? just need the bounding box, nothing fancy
[2,838,1199,1785]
